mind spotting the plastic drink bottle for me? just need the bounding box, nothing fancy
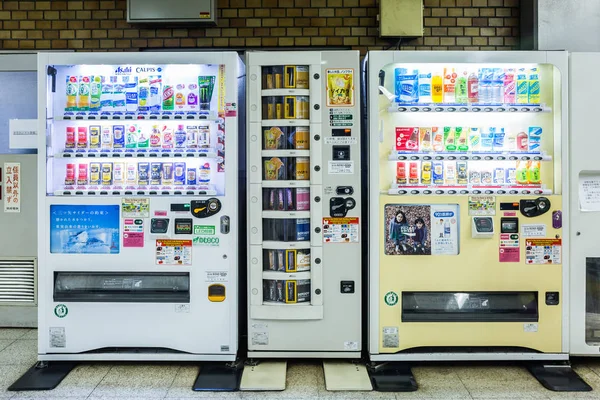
[468,128,481,151]
[432,127,444,151]
[443,67,456,103]
[504,68,516,104]
[199,162,211,184]
[528,68,540,104]
[431,73,443,103]
[418,71,432,103]
[516,160,529,184]
[90,76,102,110]
[455,71,468,104]
[66,76,78,110]
[491,68,504,104]
[174,124,186,149]
[516,68,529,104]
[78,76,90,110]
[516,130,528,151]
[467,71,479,103]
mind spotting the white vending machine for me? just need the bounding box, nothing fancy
[243,51,368,391]
[11,52,244,391]
[568,52,600,357]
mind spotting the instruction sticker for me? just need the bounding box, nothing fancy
[206,271,228,282]
[325,137,357,146]
[468,196,496,216]
[525,238,562,264]
[322,217,359,243]
[252,331,269,346]
[123,218,144,248]
[382,327,399,348]
[521,224,547,237]
[499,233,520,262]
[194,225,216,235]
[3,162,21,213]
[328,161,354,174]
[155,239,192,265]
[122,198,149,218]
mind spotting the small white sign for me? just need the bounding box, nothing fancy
[205,271,228,282]
[174,304,190,313]
[521,224,547,237]
[3,163,21,213]
[9,119,37,149]
[579,174,600,212]
[328,161,354,174]
[344,341,359,351]
[524,323,538,332]
[325,137,357,146]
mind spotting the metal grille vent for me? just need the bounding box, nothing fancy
[0,259,36,304]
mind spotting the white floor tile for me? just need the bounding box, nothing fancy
[89,363,179,398]
[0,329,30,340]
[0,364,31,398]
[0,340,37,366]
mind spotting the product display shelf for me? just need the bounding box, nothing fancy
[262,211,311,219]
[387,103,550,114]
[55,112,221,121]
[55,149,218,159]
[387,184,551,196]
[389,151,552,162]
[262,119,310,127]
[262,89,310,97]
[54,185,217,197]
[262,271,311,280]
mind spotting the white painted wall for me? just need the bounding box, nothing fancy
[538,0,600,51]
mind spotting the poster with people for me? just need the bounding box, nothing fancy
[384,204,460,256]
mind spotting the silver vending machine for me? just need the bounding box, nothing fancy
[0,52,39,328]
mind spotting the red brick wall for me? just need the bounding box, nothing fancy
[0,0,520,54]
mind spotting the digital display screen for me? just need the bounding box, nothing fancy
[501,218,519,233]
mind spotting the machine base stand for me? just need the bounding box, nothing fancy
[367,362,418,392]
[323,360,372,391]
[239,360,287,391]
[526,363,592,392]
[192,362,242,391]
[8,361,77,391]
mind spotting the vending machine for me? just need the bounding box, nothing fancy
[367,51,585,391]
[19,52,243,389]
[568,52,600,357]
[244,51,368,391]
[0,52,39,328]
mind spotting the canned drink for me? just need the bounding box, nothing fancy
[296,218,310,241]
[65,163,76,185]
[89,163,101,185]
[293,127,310,149]
[284,66,296,88]
[456,161,468,185]
[277,250,285,272]
[296,279,311,303]
[162,162,174,185]
[187,168,197,185]
[284,96,296,119]
[112,125,125,148]
[186,125,198,148]
[285,249,297,272]
[266,96,275,120]
[198,125,210,148]
[174,162,186,185]
[276,280,284,302]
[150,162,162,185]
[126,163,137,185]
[273,66,283,89]
[113,162,124,185]
[396,161,407,185]
[285,280,297,303]
[275,97,284,119]
[295,188,310,211]
[137,162,149,186]
[264,67,274,90]
[295,157,310,180]
[77,164,88,185]
[65,126,76,148]
[77,126,88,149]
[101,162,113,186]
[89,125,101,149]
[101,125,112,149]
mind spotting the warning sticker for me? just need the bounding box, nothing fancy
[252,331,269,346]
[323,217,359,243]
[382,327,399,348]
[325,137,357,146]
[206,271,228,282]
[525,238,562,264]
[49,327,66,348]
[328,161,354,174]
[521,224,547,237]
[155,239,192,265]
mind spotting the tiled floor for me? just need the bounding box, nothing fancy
[3,328,600,399]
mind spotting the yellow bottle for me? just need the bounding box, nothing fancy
[431,74,443,103]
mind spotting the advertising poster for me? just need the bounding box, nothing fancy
[322,217,359,243]
[3,163,21,213]
[326,69,354,107]
[468,196,496,216]
[156,239,192,265]
[384,204,459,256]
[50,205,120,254]
[121,198,149,218]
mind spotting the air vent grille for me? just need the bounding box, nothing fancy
[0,259,36,304]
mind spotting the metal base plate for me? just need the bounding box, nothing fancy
[368,363,418,392]
[527,364,593,392]
[192,362,242,392]
[8,361,77,391]
[323,361,372,391]
[240,361,287,391]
